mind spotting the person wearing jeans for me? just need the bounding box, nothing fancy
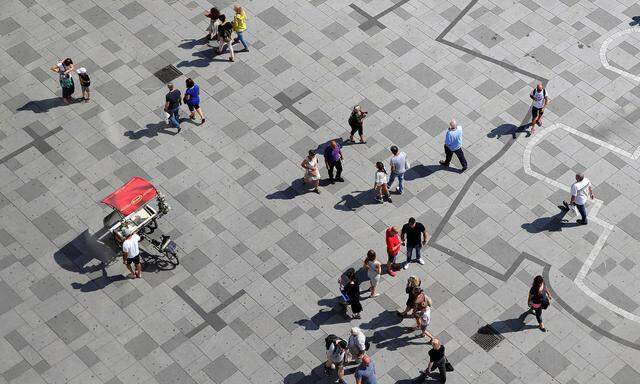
[526,275,552,332]
[563,173,594,225]
[164,83,181,132]
[439,118,467,172]
[232,5,249,51]
[387,145,407,194]
[401,217,427,269]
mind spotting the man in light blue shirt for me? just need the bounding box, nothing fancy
[439,118,467,172]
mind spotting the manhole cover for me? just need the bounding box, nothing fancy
[470,325,505,351]
[154,64,182,83]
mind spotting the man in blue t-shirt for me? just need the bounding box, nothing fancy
[355,355,377,384]
[439,118,467,172]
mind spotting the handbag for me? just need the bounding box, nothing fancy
[445,360,454,372]
[541,293,550,310]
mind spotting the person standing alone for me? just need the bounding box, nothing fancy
[122,227,142,279]
[530,82,549,134]
[439,118,467,172]
[401,217,427,269]
[324,140,344,183]
[387,146,408,195]
[164,83,182,132]
[563,173,594,225]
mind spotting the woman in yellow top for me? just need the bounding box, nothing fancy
[232,5,249,51]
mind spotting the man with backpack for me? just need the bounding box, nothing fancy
[530,82,549,134]
[325,335,348,384]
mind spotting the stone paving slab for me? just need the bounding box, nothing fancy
[3,0,640,384]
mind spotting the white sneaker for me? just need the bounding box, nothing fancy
[417,258,425,265]
[403,264,409,270]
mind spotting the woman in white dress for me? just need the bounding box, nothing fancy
[301,150,320,194]
[373,161,392,203]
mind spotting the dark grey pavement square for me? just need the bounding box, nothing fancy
[46,310,89,344]
[277,232,316,262]
[175,186,213,215]
[32,209,72,241]
[526,341,571,377]
[203,356,238,383]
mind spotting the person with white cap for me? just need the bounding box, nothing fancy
[347,327,367,364]
[122,227,142,278]
[76,67,91,102]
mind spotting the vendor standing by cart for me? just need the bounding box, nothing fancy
[122,227,142,278]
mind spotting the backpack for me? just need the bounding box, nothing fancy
[325,334,338,350]
[221,24,232,42]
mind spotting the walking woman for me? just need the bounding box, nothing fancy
[184,78,205,124]
[397,276,421,317]
[301,150,320,194]
[526,275,552,332]
[363,250,381,298]
[348,105,367,143]
[217,14,235,62]
[50,58,75,103]
[204,7,221,40]
[415,298,434,342]
[373,162,392,203]
[344,270,362,319]
[232,5,249,51]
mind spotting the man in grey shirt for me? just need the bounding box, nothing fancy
[387,145,407,194]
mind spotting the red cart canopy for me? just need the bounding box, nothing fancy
[102,177,157,216]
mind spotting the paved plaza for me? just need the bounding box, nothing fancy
[2,0,640,383]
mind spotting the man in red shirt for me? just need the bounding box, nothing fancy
[386,226,401,277]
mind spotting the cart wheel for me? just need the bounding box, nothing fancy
[165,251,179,266]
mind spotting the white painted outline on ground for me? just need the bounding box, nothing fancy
[600,27,640,82]
[523,123,640,323]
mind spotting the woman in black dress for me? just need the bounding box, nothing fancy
[421,338,448,383]
[344,270,362,319]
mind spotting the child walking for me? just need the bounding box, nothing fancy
[76,67,91,102]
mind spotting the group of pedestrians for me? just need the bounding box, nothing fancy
[50,58,91,103]
[204,5,249,62]
[163,79,205,132]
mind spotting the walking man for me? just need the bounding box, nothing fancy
[164,83,182,132]
[347,327,367,364]
[385,226,401,277]
[530,82,549,134]
[122,227,142,278]
[563,173,594,225]
[324,140,344,183]
[439,118,467,172]
[355,355,378,384]
[401,217,427,269]
[387,145,408,194]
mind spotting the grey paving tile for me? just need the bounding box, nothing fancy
[156,363,197,384]
[456,204,488,229]
[274,304,306,332]
[407,63,443,89]
[225,62,260,86]
[203,356,238,383]
[6,41,41,65]
[599,285,638,312]
[263,262,289,282]
[612,364,640,384]
[33,209,72,241]
[30,275,64,301]
[617,213,640,242]
[15,179,48,202]
[119,1,146,19]
[480,236,521,269]
[250,142,286,168]
[380,121,417,147]
[247,205,278,229]
[526,340,571,377]
[349,42,383,66]
[175,186,213,215]
[257,6,291,30]
[321,22,349,41]
[2,359,30,382]
[4,330,28,351]
[80,5,113,28]
[277,232,316,262]
[181,249,211,274]
[156,156,188,178]
[587,8,621,30]
[123,332,159,360]
[46,309,89,344]
[75,345,100,367]
[0,17,20,35]
[320,226,353,250]
[228,318,253,339]
[95,79,132,105]
[469,24,504,48]
[135,25,168,49]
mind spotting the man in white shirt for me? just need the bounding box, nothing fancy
[347,327,367,363]
[529,82,549,134]
[122,227,142,278]
[387,145,408,194]
[325,339,348,384]
[563,173,594,225]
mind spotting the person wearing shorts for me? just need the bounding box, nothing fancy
[348,105,367,143]
[122,227,142,278]
[529,82,548,134]
[184,78,205,124]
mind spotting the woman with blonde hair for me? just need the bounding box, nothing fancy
[363,250,381,298]
[397,276,421,317]
[232,5,249,51]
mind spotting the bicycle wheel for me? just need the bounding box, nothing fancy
[164,250,179,266]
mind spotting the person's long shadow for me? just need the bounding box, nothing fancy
[521,205,580,233]
[266,178,308,200]
[334,190,378,211]
[283,366,326,384]
[178,37,210,49]
[295,297,351,331]
[176,46,243,68]
[124,121,179,139]
[485,312,538,334]
[487,123,531,140]
[630,16,640,26]
[71,261,127,292]
[404,162,460,181]
[17,97,70,113]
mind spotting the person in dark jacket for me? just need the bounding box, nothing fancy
[421,338,448,383]
[344,270,362,319]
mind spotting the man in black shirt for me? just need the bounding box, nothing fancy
[401,217,428,269]
[164,83,181,132]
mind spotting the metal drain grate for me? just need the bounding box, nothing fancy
[470,325,505,351]
[154,64,182,83]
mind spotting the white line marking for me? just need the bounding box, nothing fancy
[523,123,640,323]
[600,27,640,82]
